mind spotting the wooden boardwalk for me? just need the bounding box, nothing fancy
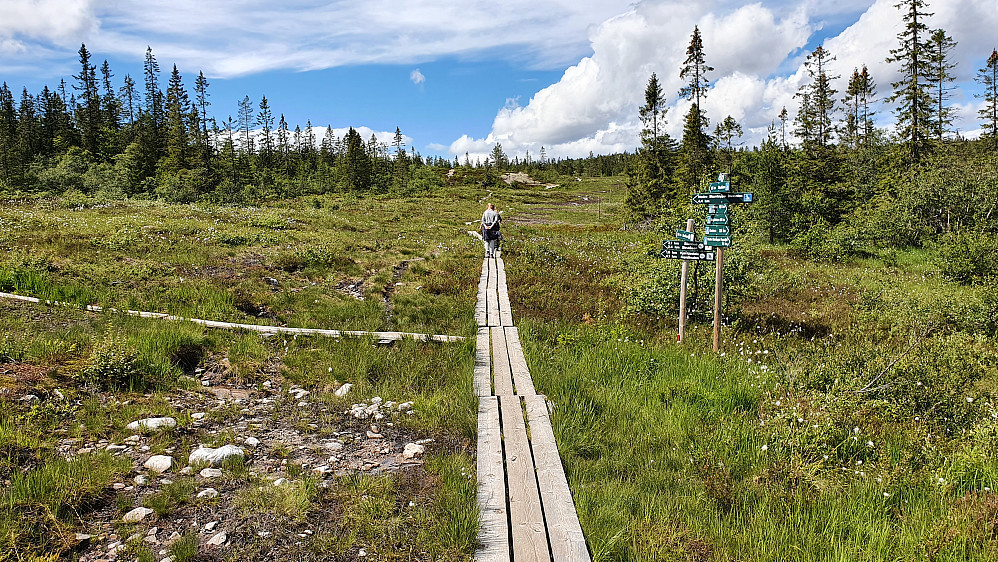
[475,257,590,562]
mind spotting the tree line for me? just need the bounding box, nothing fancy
[0,46,452,201]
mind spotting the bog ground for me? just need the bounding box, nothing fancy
[3,170,998,561]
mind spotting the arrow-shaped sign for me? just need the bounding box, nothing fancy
[675,229,695,242]
[705,224,730,236]
[709,181,731,193]
[661,249,715,261]
[692,192,755,205]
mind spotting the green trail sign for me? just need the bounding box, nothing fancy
[705,224,730,236]
[709,181,731,193]
[662,240,706,252]
[708,203,729,215]
[661,248,715,261]
[704,235,732,247]
[675,229,695,242]
[705,214,729,226]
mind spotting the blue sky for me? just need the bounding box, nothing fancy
[1,0,995,159]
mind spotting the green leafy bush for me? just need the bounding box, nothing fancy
[938,231,998,284]
[78,331,146,390]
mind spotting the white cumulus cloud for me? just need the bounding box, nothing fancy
[410,69,426,86]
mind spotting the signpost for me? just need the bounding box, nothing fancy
[656,173,756,349]
[692,173,755,352]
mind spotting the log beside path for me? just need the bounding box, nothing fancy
[474,256,591,562]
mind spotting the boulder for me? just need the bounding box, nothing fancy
[126,417,177,432]
[143,455,173,473]
[189,445,245,467]
[122,507,154,523]
[403,443,425,459]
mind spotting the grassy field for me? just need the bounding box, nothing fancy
[3,170,998,560]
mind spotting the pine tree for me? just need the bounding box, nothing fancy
[74,44,102,157]
[0,84,18,185]
[928,28,957,141]
[977,49,998,148]
[886,0,934,164]
[627,72,677,217]
[256,96,274,165]
[678,26,714,191]
[193,71,211,167]
[842,66,877,149]
[794,45,839,150]
[162,64,190,173]
[237,96,254,154]
[715,115,743,171]
[344,127,372,191]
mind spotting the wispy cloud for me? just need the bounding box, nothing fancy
[410,68,425,86]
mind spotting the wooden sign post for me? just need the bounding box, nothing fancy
[678,218,695,343]
[691,173,754,353]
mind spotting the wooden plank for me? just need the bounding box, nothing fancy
[476,397,511,562]
[496,258,514,327]
[476,259,489,327]
[500,395,549,562]
[524,396,591,562]
[504,327,536,396]
[486,259,500,327]
[474,327,493,397]
[491,327,514,396]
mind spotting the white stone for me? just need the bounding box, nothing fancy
[144,455,173,473]
[106,444,127,452]
[122,507,154,523]
[325,441,344,451]
[205,521,218,531]
[244,436,260,447]
[126,417,177,431]
[199,468,223,479]
[334,383,352,397]
[196,488,219,499]
[191,412,206,420]
[273,478,288,487]
[206,531,227,546]
[366,431,383,439]
[402,443,425,459]
[134,475,148,485]
[188,445,245,467]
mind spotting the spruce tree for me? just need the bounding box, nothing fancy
[0,84,18,185]
[74,44,102,157]
[237,96,254,154]
[256,96,274,166]
[886,0,934,163]
[928,28,957,141]
[163,65,190,173]
[344,127,372,190]
[627,72,676,217]
[975,49,997,148]
[677,26,714,191]
[194,72,211,167]
[714,115,743,171]
[794,45,838,150]
[143,47,164,129]
[842,66,877,149]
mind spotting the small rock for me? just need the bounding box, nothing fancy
[199,468,223,479]
[147,527,158,536]
[126,417,177,432]
[179,466,193,475]
[191,412,206,421]
[244,436,260,447]
[197,488,219,499]
[205,521,218,531]
[273,478,288,487]
[144,535,157,544]
[312,465,331,475]
[75,533,92,542]
[403,443,425,459]
[53,389,66,401]
[20,394,40,405]
[334,383,352,397]
[366,431,383,439]
[144,455,173,473]
[326,441,344,451]
[134,475,148,485]
[106,444,127,452]
[113,482,126,490]
[124,435,141,444]
[189,445,245,467]
[206,531,227,547]
[122,507,155,523]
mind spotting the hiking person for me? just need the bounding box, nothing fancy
[481,203,502,258]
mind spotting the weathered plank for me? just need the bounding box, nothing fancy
[0,293,465,342]
[505,327,536,396]
[476,396,511,562]
[496,257,514,327]
[476,259,489,327]
[474,327,493,397]
[491,327,514,396]
[500,395,549,562]
[486,259,500,327]
[524,396,590,562]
